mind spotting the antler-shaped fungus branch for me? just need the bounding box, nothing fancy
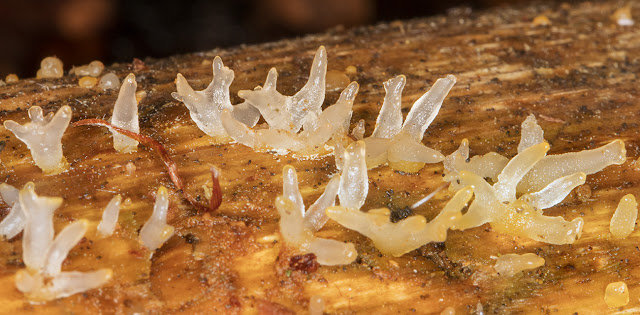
[277,165,356,266]
[363,75,456,173]
[15,184,112,301]
[238,47,327,133]
[172,56,260,141]
[326,186,473,257]
[4,106,72,174]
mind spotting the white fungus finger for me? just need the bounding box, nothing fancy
[517,114,545,153]
[338,141,368,210]
[97,195,122,237]
[0,183,25,239]
[526,172,586,210]
[110,73,140,152]
[42,220,88,277]
[518,140,626,193]
[139,186,175,251]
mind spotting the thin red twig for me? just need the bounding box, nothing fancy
[72,118,220,212]
[209,166,222,211]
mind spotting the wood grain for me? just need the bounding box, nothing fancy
[1,0,640,313]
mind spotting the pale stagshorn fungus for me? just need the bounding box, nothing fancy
[96,195,122,238]
[36,56,64,79]
[221,46,357,156]
[222,81,358,156]
[4,106,72,174]
[14,183,112,301]
[444,114,626,194]
[172,56,260,142]
[327,186,473,257]
[139,186,175,252]
[110,73,140,153]
[0,182,26,239]
[238,46,327,133]
[443,114,626,244]
[275,142,374,265]
[363,74,456,173]
[276,165,355,265]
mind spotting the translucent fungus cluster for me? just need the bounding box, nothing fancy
[110,73,140,152]
[14,183,112,301]
[222,81,358,155]
[139,186,175,252]
[276,165,356,265]
[363,74,456,173]
[238,47,327,133]
[327,186,473,257]
[442,115,627,244]
[493,253,545,276]
[172,56,260,141]
[276,142,369,265]
[36,57,64,79]
[221,46,355,155]
[4,106,72,174]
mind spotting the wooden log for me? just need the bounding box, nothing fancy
[0,0,639,313]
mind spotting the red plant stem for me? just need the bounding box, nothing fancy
[72,118,220,212]
[209,166,222,211]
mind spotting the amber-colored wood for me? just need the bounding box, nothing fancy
[1,1,640,313]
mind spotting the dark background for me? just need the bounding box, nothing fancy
[0,0,536,77]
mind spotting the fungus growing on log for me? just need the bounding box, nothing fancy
[326,186,473,257]
[276,165,354,265]
[139,186,175,252]
[4,106,72,174]
[363,74,456,173]
[238,46,327,133]
[110,73,140,152]
[0,182,26,239]
[172,56,260,141]
[97,195,122,238]
[15,183,112,301]
[222,81,358,155]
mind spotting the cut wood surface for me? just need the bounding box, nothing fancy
[1,0,640,313]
